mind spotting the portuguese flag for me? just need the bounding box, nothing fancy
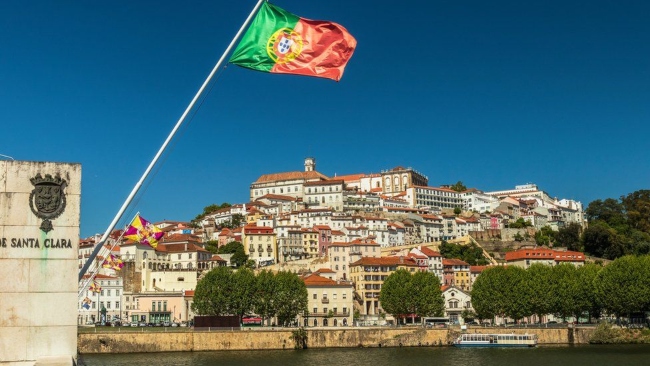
[229,2,356,81]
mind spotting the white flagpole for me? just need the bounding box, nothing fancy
[79,0,266,281]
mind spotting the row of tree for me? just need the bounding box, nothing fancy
[379,270,445,323]
[471,255,650,323]
[192,267,308,326]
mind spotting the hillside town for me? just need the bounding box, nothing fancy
[78,158,589,327]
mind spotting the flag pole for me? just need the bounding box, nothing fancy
[78,0,266,281]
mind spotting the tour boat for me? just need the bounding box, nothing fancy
[454,333,537,347]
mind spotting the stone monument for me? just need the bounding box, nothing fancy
[0,160,80,365]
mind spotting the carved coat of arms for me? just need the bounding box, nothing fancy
[29,173,67,233]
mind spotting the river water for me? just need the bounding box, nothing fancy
[81,344,650,366]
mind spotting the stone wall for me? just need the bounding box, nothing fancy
[0,161,81,365]
[78,327,595,354]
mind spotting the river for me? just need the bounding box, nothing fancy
[81,344,650,366]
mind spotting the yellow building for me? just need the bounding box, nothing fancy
[299,273,354,327]
[242,225,278,267]
[350,256,418,318]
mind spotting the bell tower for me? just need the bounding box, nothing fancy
[304,157,315,172]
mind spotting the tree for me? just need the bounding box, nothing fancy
[204,240,219,254]
[470,266,509,322]
[217,241,248,267]
[548,264,578,321]
[555,223,582,251]
[595,256,650,319]
[274,271,308,326]
[379,269,412,324]
[192,266,234,315]
[621,190,650,234]
[410,271,444,319]
[501,266,530,322]
[585,198,625,226]
[230,268,258,323]
[508,218,532,229]
[449,181,467,192]
[524,264,553,323]
[439,241,488,266]
[581,222,616,259]
[573,263,603,322]
[453,207,462,215]
[255,270,278,325]
[535,226,555,246]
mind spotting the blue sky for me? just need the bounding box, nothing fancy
[1,0,648,238]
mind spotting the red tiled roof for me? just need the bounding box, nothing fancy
[256,194,298,201]
[315,268,335,273]
[255,171,329,183]
[303,273,351,287]
[350,256,418,267]
[504,248,585,262]
[334,173,366,182]
[470,265,487,273]
[443,258,470,266]
[419,246,442,257]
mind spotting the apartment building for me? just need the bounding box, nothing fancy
[349,256,418,317]
[299,273,354,327]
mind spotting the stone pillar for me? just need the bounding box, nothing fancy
[0,161,81,365]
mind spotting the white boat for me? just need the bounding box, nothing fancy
[454,333,537,347]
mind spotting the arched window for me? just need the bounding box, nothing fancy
[313,319,318,327]
[323,318,328,326]
[333,319,338,326]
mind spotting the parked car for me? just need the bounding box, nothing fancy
[131,322,139,327]
[163,321,171,327]
[171,323,180,327]
[138,322,147,327]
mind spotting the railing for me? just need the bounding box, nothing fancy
[321,298,329,304]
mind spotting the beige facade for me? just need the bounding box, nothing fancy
[350,256,418,318]
[299,274,354,327]
[242,225,278,266]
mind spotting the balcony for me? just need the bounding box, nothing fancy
[321,298,329,304]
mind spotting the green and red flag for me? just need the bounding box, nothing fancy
[229,1,356,81]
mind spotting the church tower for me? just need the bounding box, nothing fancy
[304,157,316,172]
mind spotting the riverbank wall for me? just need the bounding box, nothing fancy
[78,326,595,354]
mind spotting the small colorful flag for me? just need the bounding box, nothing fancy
[102,254,124,271]
[89,280,101,294]
[124,214,164,249]
[82,297,92,310]
[229,2,356,81]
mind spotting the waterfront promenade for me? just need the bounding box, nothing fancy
[78,326,595,353]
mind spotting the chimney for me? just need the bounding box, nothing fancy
[399,255,404,264]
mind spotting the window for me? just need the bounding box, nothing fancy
[313,308,317,314]
[313,294,317,299]
[107,289,111,296]
[343,293,347,299]
[115,290,119,296]
[106,302,111,309]
[189,253,193,259]
[152,301,156,311]
[116,301,120,309]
